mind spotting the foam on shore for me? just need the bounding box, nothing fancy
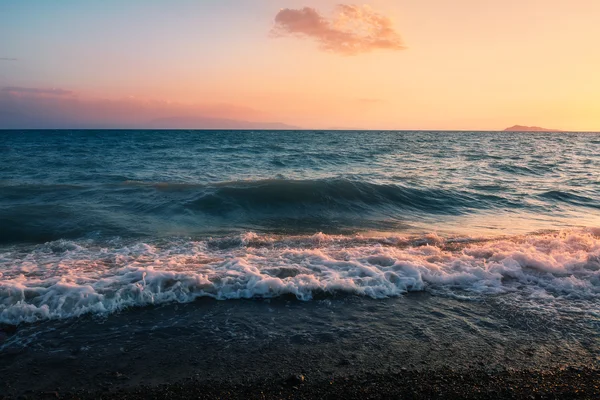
[1,229,599,324]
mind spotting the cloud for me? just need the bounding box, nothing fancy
[272,5,405,55]
[0,58,17,61]
[2,86,74,96]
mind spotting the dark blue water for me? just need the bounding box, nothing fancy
[1,130,599,397]
[0,130,599,325]
[1,130,599,244]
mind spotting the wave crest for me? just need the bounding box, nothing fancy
[185,179,513,215]
[1,229,599,324]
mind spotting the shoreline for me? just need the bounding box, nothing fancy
[8,367,599,399]
[2,296,599,399]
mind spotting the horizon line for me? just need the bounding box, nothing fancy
[1,128,599,133]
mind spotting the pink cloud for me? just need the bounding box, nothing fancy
[272,5,405,55]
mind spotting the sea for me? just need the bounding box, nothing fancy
[0,130,599,392]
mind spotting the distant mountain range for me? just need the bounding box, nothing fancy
[148,116,300,130]
[504,125,563,132]
[0,91,302,130]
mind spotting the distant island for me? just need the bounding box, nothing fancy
[504,125,563,132]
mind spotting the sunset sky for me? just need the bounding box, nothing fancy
[1,0,599,130]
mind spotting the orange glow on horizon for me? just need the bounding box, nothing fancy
[2,0,600,131]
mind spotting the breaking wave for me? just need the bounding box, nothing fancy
[0,178,541,245]
[183,179,512,214]
[1,229,599,324]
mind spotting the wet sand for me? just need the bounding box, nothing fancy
[1,296,599,399]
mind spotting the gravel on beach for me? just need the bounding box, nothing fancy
[9,366,598,400]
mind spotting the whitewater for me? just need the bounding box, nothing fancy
[1,130,599,326]
[1,229,599,324]
[2,130,600,399]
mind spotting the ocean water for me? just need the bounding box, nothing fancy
[0,130,599,327]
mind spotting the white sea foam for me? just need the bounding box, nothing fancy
[1,230,599,324]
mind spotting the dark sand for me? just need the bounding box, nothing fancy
[1,296,599,399]
[4,367,600,399]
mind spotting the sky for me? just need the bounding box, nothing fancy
[1,0,599,130]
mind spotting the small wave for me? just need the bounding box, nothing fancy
[539,190,600,209]
[490,163,541,176]
[100,178,518,213]
[184,179,508,215]
[0,229,598,325]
